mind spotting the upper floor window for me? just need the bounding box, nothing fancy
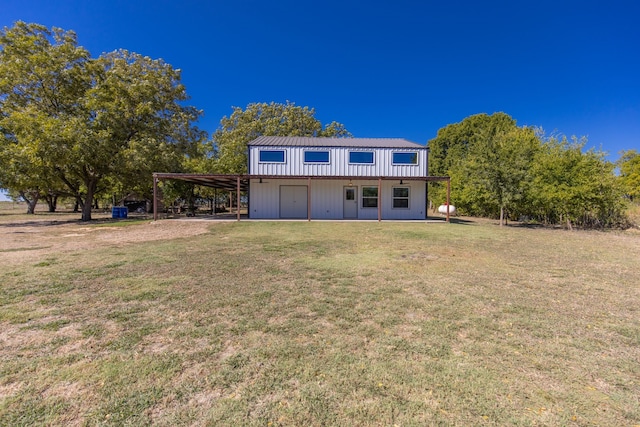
[304,150,330,163]
[259,150,285,163]
[349,151,374,164]
[392,152,418,165]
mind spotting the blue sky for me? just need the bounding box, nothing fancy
[1,0,639,201]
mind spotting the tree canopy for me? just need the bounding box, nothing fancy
[0,22,203,220]
[0,22,90,213]
[529,136,624,229]
[458,126,540,225]
[428,113,627,228]
[212,101,351,174]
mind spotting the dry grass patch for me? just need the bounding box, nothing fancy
[1,218,639,425]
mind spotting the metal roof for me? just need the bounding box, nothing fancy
[153,174,250,191]
[248,136,425,149]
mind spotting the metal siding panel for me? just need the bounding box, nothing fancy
[249,178,280,218]
[289,148,301,175]
[334,149,348,176]
[310,180,343,219]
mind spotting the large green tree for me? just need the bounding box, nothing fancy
[428,113,626,228]
[0,22,89,213]
[0,22,203,220]
[427,112,519,215]
[617,149,640,201]
[212,101,351,174]
[78,49,205,217]
[459,126,540,225]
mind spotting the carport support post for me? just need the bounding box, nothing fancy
[236,176,241,221]
[153,175,158,221]
[378,177,382,222]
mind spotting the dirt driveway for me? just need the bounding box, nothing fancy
[0,217,212,265]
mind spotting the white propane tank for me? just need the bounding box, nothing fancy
[438,204,456,215]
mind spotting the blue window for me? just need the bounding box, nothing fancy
[259,150,285,163]
[304,151,330,163]
[349,151,374,164]
[393,152,418,165]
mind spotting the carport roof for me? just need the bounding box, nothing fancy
[153,173,250,191]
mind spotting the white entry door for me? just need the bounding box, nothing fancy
[343,186,358,219]
[280,185,308,219]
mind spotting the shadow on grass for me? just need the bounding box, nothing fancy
[507,222,550,229]
[0,215,150,228]
[446,217,476,225]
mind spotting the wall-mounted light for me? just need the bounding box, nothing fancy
[348,179,353,187]
[259,178,263,184]
[400,179,404,185]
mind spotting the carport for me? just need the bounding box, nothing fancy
[152,173,249,221]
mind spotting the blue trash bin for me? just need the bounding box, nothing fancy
[112,206,128,219]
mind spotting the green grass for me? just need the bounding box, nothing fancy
[1,220,639,425]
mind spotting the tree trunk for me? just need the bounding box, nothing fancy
[19,190,39,214]
[46,194,58,212]
[81,180,98,221]
[26,200,37,214]
[499,205,505,226]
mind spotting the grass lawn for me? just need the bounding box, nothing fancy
[1,216,639,425]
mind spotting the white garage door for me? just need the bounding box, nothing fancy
[280,186,308,219]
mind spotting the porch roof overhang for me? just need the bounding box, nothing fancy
[152,172,450,192]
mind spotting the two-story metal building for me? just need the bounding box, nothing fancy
[247,136,431,220]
